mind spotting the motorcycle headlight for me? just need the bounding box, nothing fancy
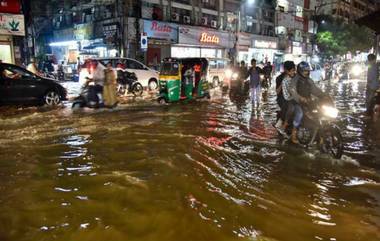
[322,105,339,118]
[232,73,239,79]
[260,74,264,80]
[225,69,233,78]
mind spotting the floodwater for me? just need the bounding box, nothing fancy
[0,79,379,241]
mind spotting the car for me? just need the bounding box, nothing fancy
[310,63,325,82]
[206,58,230,87]
[0,63,67,106]
[80,57,159,90]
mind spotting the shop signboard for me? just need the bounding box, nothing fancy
[0,13,24,36]
[103,23,119,45]
[238,33,252,49]
[73,23,93,40]
[143,20,178,42]
[253,40,277,49]
[0,0,21,14]
[178,26,234,49]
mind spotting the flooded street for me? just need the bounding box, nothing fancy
[0,79,379,241]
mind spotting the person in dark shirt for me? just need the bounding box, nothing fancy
[248,59,263,107]
[366,54,379,116]
[275,61,295,128]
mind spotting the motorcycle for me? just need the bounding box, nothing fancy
[72,84,104,109]
[277,98,343,159]
[116,70,143,96]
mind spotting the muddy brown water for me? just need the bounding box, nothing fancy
[0,79,379,241]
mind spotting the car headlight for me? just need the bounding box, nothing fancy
[225,69,233,78]
[351,65,362,75]
[232,73,239,79]
[322,105,338,118]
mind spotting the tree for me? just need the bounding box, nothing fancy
[316,18,374,58]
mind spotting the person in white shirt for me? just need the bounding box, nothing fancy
[88,60,105,106]
[27,58,42,76]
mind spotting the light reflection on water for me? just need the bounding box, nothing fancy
[0,79,379,241]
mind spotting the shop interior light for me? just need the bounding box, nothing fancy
[49,41,77,47]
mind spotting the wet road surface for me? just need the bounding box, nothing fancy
[0,78,379,241]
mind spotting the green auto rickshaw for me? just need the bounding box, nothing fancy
[157,58,210,103]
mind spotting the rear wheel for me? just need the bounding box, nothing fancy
[132,83,143,96]
[44,90,61,106]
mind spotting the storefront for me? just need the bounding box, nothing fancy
[248,35,279,65]
[142,20,178,69]
[0,13,25,64]
[50,21,120,65]
[237,33,253,63]
[172,25,234,58]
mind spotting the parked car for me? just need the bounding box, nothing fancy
[79,58,159,90]
[0,63,67,106]
[310,63,325,82]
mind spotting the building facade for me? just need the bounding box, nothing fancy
[0,0,25,65]
[275,0,316,63]
[318,0,379,21]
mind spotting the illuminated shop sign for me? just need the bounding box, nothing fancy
[199,32,220,44]
[254,40,277,49]
[143,20,178,42]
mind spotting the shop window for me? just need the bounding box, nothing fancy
[202,0,217,10]
[0,43,13,64]
[152,6,163,20]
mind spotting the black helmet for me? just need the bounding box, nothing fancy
[297,61,311,74]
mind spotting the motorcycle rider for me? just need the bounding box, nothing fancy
[88,59,105,106]
[288,61,328,141]
[275,61,296,127]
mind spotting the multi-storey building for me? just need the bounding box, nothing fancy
[137,0,280,66]
[0,0,25,65]
[275,0,315,63]
[30,0,284,66]
[318,0,379,21]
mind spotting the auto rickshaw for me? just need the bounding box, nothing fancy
[157,58,210,103]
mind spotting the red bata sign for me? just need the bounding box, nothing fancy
[151,21,172,33]
[143,20,178,42]
[0,0,21,14]
[199,32,219,44]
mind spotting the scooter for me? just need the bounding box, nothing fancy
[71,84,103,109]
[277,98,343,159]
[116,70,143,96]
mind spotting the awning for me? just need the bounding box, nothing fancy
[355,10,380,34]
